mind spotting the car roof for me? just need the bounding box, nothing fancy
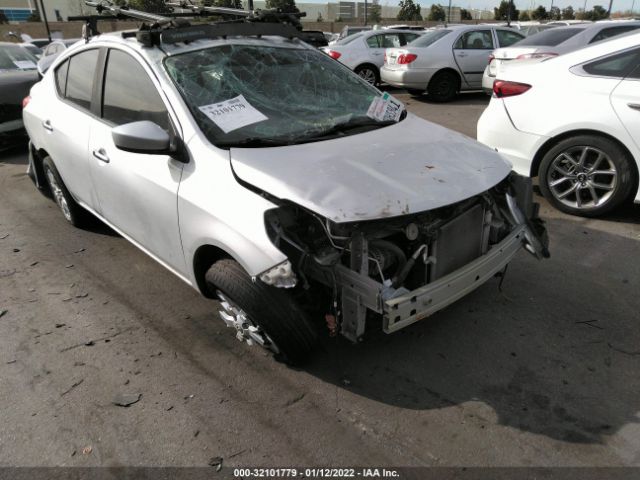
[552,29,640,65]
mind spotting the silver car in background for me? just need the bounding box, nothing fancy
[381,24,525,101]
[322,29,423,85]
[482,20,640,93]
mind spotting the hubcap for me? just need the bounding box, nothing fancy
[46,169,72,221]
[547,146,617,210]
[358,68,376,85]
[215,290,280,354]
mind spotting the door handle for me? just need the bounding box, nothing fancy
[42,120,53,132]
[457,52,468,57]
[92,148,110,163]
[628,103,640,111]
[372,51,383,56]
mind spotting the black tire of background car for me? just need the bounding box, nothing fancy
[539,135,636,218]
[406,89,424,97]
[427,70,459,103]
[205,259,319,365]
[354,64,380,86]
[42,156,92,227]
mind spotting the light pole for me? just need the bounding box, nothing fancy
[448,0,452,25]
[606,0,613,17]
[37,0,51,42]
[582,0,588,18]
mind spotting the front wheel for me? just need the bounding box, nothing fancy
[538,135,636,217]
[354,65,379,86]
[205,259,318,365]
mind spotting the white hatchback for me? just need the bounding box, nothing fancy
[478,31,640,217]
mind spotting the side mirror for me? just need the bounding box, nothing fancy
[112,121,171,155]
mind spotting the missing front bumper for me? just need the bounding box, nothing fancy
[383,225,525,332]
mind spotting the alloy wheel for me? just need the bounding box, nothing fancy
[357,68,376,85]
[216,290,280,354]
[46,169,72,221]
[546,146,617,210]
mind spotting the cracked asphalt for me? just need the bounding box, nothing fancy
[1,91,639,468]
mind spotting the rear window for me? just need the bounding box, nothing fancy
[590,26,640,44]
[516,27,584,46]
[409,29,451,47]
[0,44,38,71]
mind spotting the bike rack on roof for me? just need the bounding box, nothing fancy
[70,0,315,47]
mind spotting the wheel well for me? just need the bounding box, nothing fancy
[31,146,50,195]
[429,68,461,90]
[193,245,232,298]
[530,130,639,190]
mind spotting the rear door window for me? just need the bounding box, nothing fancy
[65,49,99,111]
[381,34,402,48]
[366,35,381,48]
[54,59,69,95]
[454,30,494,49]
[101,49,169,130]
[496,29,525,47]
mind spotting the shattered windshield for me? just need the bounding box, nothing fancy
[164,44,403,148]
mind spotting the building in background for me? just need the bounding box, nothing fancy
[0,0,88,22]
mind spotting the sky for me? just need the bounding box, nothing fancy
[294,0,638,13]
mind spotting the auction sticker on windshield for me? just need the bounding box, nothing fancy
[367,92,403,122]
[13,60,36,70]
[199,95,268,133]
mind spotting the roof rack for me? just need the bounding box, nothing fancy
[72,0,315,47]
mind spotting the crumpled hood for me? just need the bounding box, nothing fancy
[230,114,511,223]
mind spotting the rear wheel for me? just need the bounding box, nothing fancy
[354,64,379,86]
[42,156,91,227]
[427,70,459,102]
[539,135,635,217]
[205,259,318,365]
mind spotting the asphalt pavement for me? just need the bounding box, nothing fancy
[1,91,639,469]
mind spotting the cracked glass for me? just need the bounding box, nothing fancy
[165,43,396,147]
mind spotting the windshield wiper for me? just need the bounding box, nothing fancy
[299,117,402,142]
[216,137,294,149]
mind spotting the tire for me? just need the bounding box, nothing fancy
[205,259,318,365]
[427,70,459,102]
[538,135,636,217]
[42,156,91,227]
[354,64,379,86]
[406,88,424,97]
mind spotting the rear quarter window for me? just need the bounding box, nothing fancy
[582,48,640,78]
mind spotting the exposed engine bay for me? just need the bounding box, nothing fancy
[261,173,549,341]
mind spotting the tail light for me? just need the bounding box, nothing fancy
[22,96,31,108]
[516,52,558,60]
[493,80,531,98]
[397,53,417,65]
[326,50,341,60]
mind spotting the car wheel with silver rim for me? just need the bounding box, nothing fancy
[42,156,91,227]
[539,135,636,217]
[354,64,379,86]
[205,259,318,365]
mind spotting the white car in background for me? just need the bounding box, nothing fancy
[482,20,640,93]
[321,29,422,85]
[477,32,640,217]
[380,25,525,101]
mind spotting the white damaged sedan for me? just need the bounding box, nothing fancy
[23,19,548,363]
